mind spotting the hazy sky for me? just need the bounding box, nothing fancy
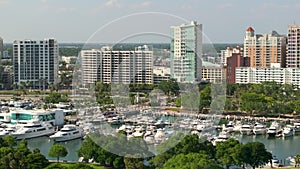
[1,0,300,43]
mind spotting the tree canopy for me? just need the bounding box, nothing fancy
[48,144,68,163]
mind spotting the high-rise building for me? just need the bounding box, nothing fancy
[0,37,3,61]
[226,53,250,84]
[81,45,153,85]
[287,25,300,68]
[244,27,287,68]
[81,49,101,85]
[170,21,202,83]
[13,39,59,89]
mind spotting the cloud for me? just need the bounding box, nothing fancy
[131,1,152,9]
[93,0,122,13]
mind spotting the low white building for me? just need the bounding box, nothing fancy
[236,67,300,87]
[10,109,65,126]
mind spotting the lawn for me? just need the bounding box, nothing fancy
[58,163,105,169]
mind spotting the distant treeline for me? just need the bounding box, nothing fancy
[3,43,243,57]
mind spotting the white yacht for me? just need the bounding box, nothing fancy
[267,121,282,137]
[11,122,55,140]
[293,123,300,133]
[240,124,253,135]
[222,121,234,133]
[282,125,294,138]
[132,127,145,137]
[212,131,232,146]
[0,126,16,137]
[49,124,84,142]
[154,128,166,143]
[253,123,267,135]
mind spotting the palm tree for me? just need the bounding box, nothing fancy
[294,154,300,167]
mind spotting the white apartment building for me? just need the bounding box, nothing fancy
[13,39,59,89]
[170,21,202,83]
[81,49,101,85]
[81,45,153,85]
[236,67,300,87]
[202,61,225,83]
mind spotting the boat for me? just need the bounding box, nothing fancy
[282,125,294,138]
[253,123,267,135]
[293,123,300,133]
[11,122,55,140]
[266,156,282,167]
[196,121,215,133]
[240,124,253,135]
[49,124,84,142]
[0,126,16,137]
[267,121,282,137]
[154,128,166,143]
[222,121,234,133]
[211,131,234,146]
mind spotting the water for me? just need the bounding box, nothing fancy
[25,133,300,164]
[236,134,300,165]
[26,137,83,162]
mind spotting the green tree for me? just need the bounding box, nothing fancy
[216,138,240,169]
[239,142,272,169]
[45,163,68,169]
[163,153,222,169]
[294,154,300,167]
[26,151,49,169]
[124,156,145,169]
[48,144,68,163]
[157,79,179,96]
[3,136,17,148]
[44,93,69,103]
[199,85,211,111]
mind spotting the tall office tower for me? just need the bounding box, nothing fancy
[13,39,59,89]
[0,37,3,61]
[287,25,300,68]
[170,21,202,83]
[81,45,153,85]
[244,27,287,68]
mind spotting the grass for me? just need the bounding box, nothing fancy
[56,163,105,169]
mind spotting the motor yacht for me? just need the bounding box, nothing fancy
[0,126,16,137]
[293,123,300,133]
[212,131,232,146]
[240,124,253,135]
[282,125,294,138]
[49,124,84,142]
[222,121,234,133]
[267,121,282,137]
[253,123,267,135]
[11,122,55,140]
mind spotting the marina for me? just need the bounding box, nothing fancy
[2,98,300,166]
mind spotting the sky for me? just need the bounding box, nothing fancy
[1,0,300,43]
